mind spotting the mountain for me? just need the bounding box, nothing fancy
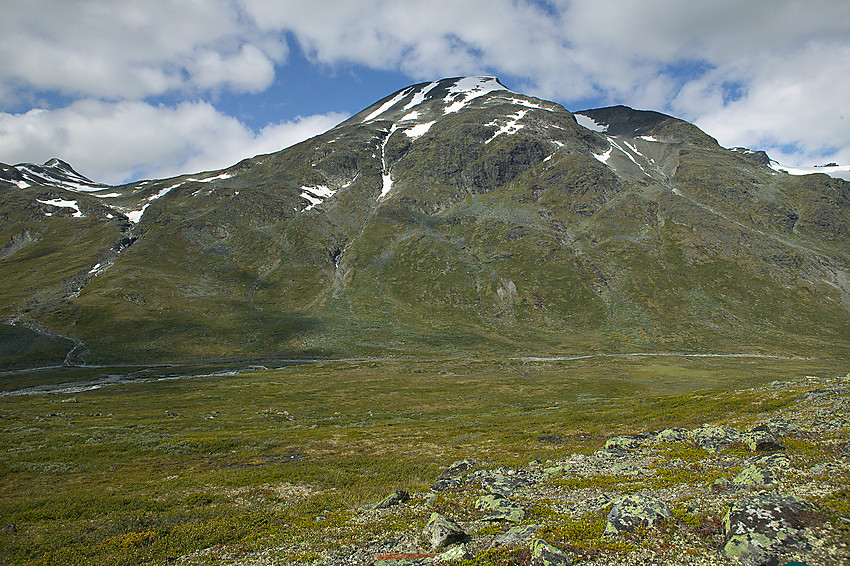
[1,76,849,368]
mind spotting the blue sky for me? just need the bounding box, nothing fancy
[1,0,849,184]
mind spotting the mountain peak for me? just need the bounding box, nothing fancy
[0,158,106,191]
[341,76,515,127]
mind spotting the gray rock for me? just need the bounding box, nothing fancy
[731,454,789,488]
[436,459,477,480]
[743,431,785,452]
[481,473,528,497]
[475,493,525,522]
[363,490,410,510]
[723,493,813,565]
[604,435,643,451]
[604,494,672,535]
[731,465,778,488]
[433,544,471,561]
[493,524,539,547]
[654,427,689,443]
[691,424,742,453]
[422,512,466,550]
[432,459,477,492]
[530,539,573,565]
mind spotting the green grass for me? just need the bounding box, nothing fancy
[0,355,846,564]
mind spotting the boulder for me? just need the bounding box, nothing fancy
[493,524,539,547]
[422,512,466,550]
[604,435,643,451]
[731,455,789,488]
[481,473,527,497]
[431,459,477,492]
[475,493,525,522]
[604,494,671,535]
[743,431,785,452]
[433,544,471,561]
[723,493,813,565]
[363,490,410,510]
[654,427,689,443]
[529,539,573,566]
[691,424,742,453]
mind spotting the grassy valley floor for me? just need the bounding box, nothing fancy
[0,355,848,565]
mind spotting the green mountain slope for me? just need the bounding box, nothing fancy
[1,77,848,366]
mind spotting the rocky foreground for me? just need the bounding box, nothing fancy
[178,374,850,566]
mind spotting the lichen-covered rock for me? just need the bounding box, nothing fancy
[604,494,672,534]
[543,465,566,479]
[422,512,466,550]
[493,524,539,547]
[480,472,527,497]
[731,465,777,487]
[691,424,742,453]
[743,431,785,452]
[605,435,643,451]
[475,493,525,522]
[437,459,477,480]
[363,490,410,510]
[431,459,477,492]
[723,493,813,565]
[731,454,789,488]
[433,544,471,561]
[530,539,573,566]
[654,427,688,443]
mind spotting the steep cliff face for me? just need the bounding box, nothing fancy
[1,77,849,365]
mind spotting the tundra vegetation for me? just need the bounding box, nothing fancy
[1,355,848,564]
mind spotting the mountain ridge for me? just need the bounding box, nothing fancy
[1,77,848,368]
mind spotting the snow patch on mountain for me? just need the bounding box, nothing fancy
[126,205,148,223]
[488,96,551,111]
[608,137,649,175]
[444,77,508,114]
[37,198,83,218]
[574,113,609,133]
[402,81,441,111]
[301,185,336,211]
[593,147,613,163]
[404,121,436,140]
[187,173,232,183]
[485,110,528,143]
[123,181,184,222]
[378,125,398,200]
[9,160,107,192]
[364,88,414,122]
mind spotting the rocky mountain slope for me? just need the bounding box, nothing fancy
[1,77,849,367]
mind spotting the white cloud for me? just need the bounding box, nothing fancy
[238,0,850,166]
[188,44,276,93]
[2,0,850,175]
[0,101,347,184]
[0,0,284,101]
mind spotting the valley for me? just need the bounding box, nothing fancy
[1,76,849,564]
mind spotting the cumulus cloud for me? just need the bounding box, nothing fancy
[2,0,849,178]
[241,0,850,167]
[0,0,283,101]
[0,101,347,184]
